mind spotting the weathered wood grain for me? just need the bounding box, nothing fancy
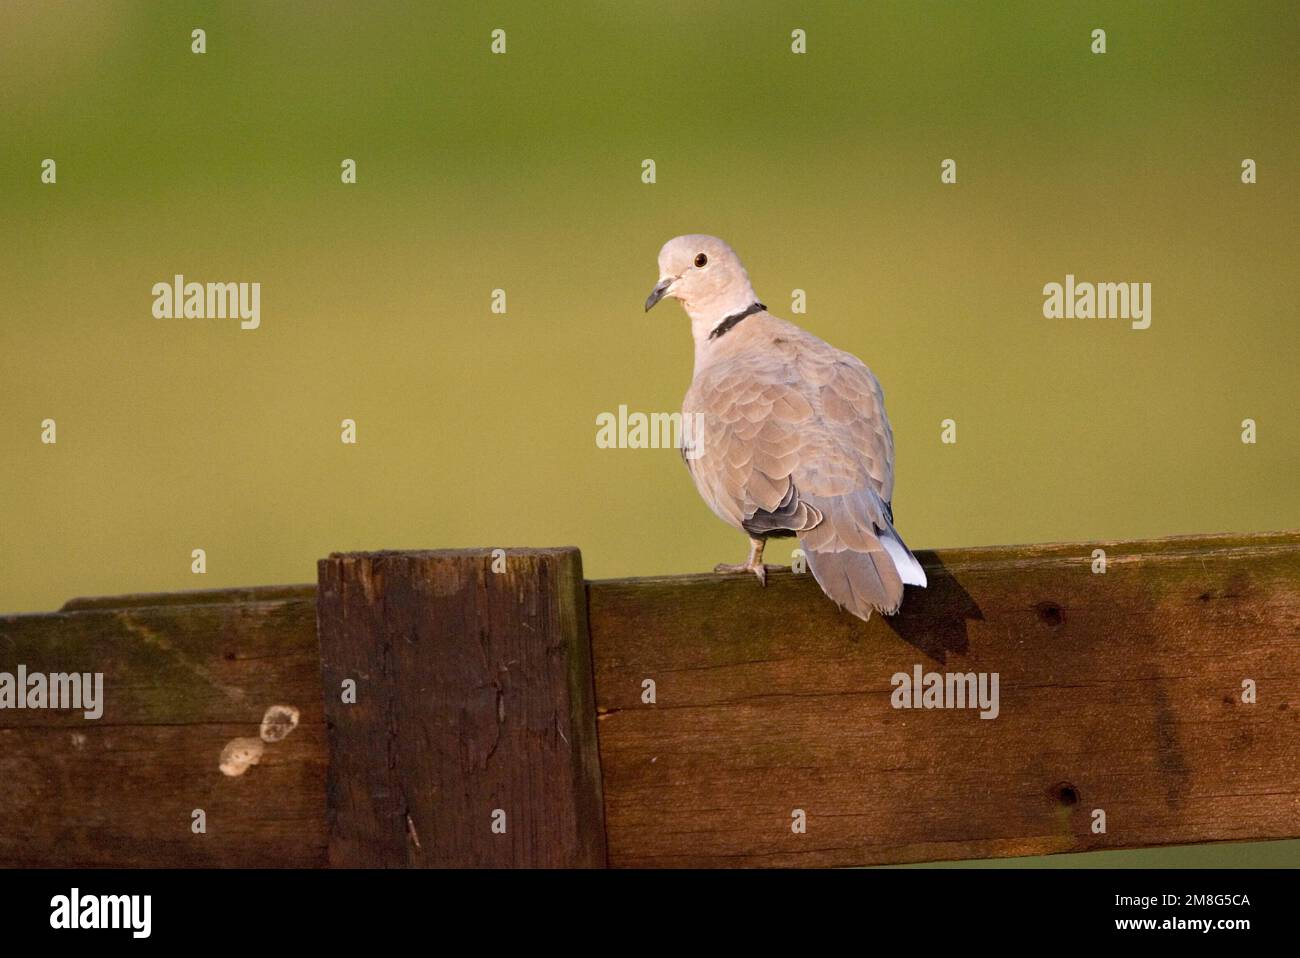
[587,531,1300,867]
[3,532,1296,869]
[60,584,316,612]
[317,548,607,867]
[0,588,326,867]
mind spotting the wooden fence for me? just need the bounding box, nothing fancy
[1,531,1297,867]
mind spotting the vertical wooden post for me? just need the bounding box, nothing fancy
[316,548,607,867]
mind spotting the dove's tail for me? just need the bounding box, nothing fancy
[802,527,926,623]
[880,526,928,588]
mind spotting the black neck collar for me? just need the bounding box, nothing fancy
[709,301,766,340]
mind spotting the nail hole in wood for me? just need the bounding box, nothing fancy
[1053,782,1080,806]
[1036,602,1064,628]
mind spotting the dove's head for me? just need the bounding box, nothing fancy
[645,234,759,323]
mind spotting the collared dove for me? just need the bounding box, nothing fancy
[645,234,927,621]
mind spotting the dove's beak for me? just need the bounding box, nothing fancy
[644,277,674,312]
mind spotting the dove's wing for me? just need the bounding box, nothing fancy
[684,317,925,619]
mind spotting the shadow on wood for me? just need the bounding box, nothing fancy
[883,553,983,664]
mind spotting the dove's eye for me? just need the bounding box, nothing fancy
[694,253,708,268]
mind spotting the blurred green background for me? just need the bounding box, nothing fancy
[1,1,1296,866]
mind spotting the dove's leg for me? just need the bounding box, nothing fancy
[714,536,780,586]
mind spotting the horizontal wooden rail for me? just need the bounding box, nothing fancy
[0,531,1296,867]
